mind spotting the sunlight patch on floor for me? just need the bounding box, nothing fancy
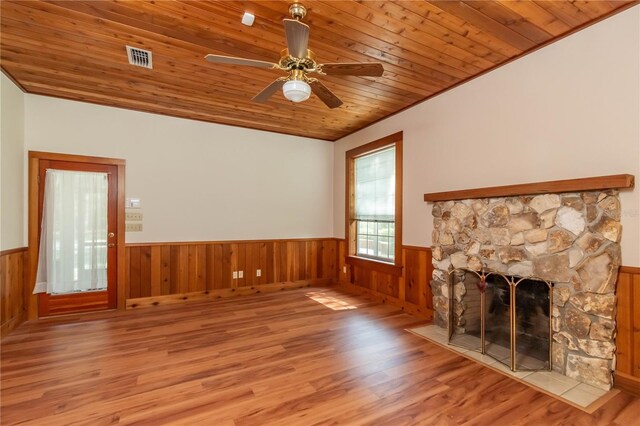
[306,291,357,310]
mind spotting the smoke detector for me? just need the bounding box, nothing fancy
[242,12,255,26]
[126,46,153,69]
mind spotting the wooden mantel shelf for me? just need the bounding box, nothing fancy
[423,174,635,202]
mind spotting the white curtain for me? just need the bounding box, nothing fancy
[355,147,395,221]
[34,170,109,294]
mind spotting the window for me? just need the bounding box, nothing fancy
[355,147,395,261]
[346,132,402,271]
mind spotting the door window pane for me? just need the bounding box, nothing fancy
[35,170,108,294]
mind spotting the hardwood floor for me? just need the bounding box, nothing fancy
[1,287,638,425]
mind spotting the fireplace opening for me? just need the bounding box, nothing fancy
[448,268,553,372]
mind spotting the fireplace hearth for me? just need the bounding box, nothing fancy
[448,268,553,372]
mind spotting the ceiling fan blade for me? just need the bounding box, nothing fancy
[319,62,384,76]
[283,19,310,58]
[252,79,286,103]
[205,54,277,69]
[310,80,343,109]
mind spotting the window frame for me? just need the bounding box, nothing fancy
[345,132,403,276]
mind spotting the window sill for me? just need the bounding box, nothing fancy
[345,255,403,276]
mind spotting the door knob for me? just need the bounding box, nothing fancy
[108,232,115,238]
[108,243,116,248]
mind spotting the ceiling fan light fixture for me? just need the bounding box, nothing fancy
[282,79,311,102]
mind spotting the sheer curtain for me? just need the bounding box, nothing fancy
[34,170,109,294]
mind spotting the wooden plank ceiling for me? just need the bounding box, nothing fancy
[1,1,634,141]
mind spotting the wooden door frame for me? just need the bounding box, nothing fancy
[27,151,126,319]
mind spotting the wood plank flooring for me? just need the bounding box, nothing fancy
[1,287,638,425]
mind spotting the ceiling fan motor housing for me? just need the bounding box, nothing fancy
[279,49,316,72]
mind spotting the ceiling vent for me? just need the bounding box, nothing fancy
[126,46,153,69]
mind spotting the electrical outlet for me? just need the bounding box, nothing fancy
[125,212,143,221]
[232,271,238,279]
[125,223,143,232]
[256,269,261,277]
[238,271,244,279]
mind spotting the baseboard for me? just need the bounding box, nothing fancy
[337,281,433,320]
[614,371,640,397]
[1,312,26,339]
[126,278,334,309]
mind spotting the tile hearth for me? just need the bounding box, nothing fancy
[407,325,618,411]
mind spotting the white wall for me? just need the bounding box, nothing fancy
[24,96,334,243]
[333,6,640,267]
[0,73,25,250]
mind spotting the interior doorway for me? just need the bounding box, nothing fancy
[28,152,125,318]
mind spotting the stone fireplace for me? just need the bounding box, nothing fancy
[429,189,624,390]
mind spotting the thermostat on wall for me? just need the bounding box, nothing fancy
[125,198,142,208]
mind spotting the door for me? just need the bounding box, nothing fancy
[36,159,118,316]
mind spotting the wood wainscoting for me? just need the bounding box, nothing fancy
[125,238,337,308]
[336,240,434,320]
[616,266,640,396]
[0,247,28,337]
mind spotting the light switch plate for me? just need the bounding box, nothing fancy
[238,271,244,279]
[125,223,143,232]
[125,212,143,221]
[256,269,261,277]
[232,271,238,279]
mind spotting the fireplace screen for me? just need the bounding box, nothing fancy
[448,269,552,372]
[485,273,512,366]
[448,269,482,352]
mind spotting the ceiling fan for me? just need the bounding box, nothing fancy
[204,3,384,109]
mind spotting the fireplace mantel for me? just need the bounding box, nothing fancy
[423,174,634,202]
